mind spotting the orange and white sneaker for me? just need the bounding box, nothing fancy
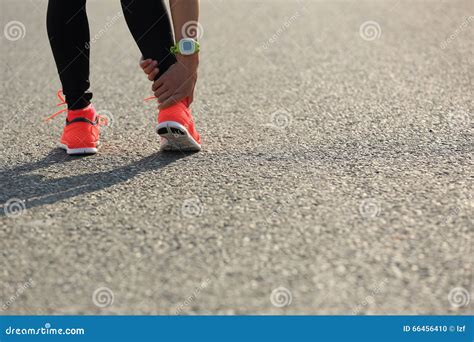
[58,105,100,155]
[155,98,201,152]
[46,91,101,155]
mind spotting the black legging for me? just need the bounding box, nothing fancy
[47,0,176,110]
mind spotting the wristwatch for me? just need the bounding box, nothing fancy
[170,38,200,56]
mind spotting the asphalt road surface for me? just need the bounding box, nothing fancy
[0,0,472,315]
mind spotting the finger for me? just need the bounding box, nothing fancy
[147,68,160,81]
[152,78,166,92]
[139,58,152,69]
[159,94,185,110]
[157,90,173,104]
[154,86,169,99]
[143,61,158,74]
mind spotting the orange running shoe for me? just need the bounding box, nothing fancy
[59,105,100,155]
[46,91,101,155]
[155,98,201,152]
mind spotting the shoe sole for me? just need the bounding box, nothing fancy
[58,143,99,155]
[156,121,201,152]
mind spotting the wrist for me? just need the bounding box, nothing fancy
[176,53,199,68]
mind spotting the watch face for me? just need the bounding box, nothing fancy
[182,41,193,51]
[179,39,195,55]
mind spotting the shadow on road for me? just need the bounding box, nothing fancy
[0,149,191,215]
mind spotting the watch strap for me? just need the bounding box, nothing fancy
[170,44,180,55]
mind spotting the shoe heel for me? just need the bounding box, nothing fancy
[156,121,201,152]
